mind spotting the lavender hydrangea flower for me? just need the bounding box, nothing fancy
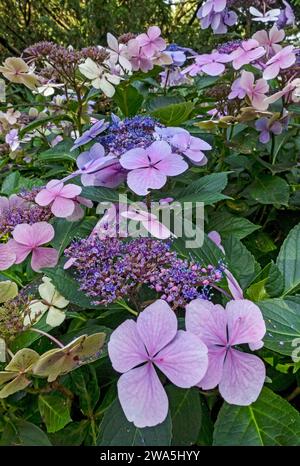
[71,119,109,151]
[198,1,238,35]
[255,117,283,143]
[276,0,295,29]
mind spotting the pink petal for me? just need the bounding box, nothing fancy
[0,244,16,270]
[127,168,167,195]
[0,196,9,213]
[147,140,172,164]
[263,62,280,80]
[225,270,244,300]
[51,197,76,218]
[35,188,56,206]
[117,363,169,428]
[208,230,224,253]
[108,319,147,373]
[66,203,84,222]
[8,239,31,263]
[219,349,265,405]
[269,26,285,44]
[201,62,225,76]
[142,218,172,239]
[31,247,58,272]
[154,330,208,387]
[243,39,259,51]
[137,299,177,356]
[31,222,55,246]
[156,154,188,176]
[198,347,226,390]
[120,148,149,170]
[60,184,82,199]
[12,224,34,245]
[46,179,64,193]
[147,26,161,40]
[185,299,227,347]
[226,299,266,346]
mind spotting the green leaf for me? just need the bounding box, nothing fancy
[43,267,101,309]
[166,386,202,446]
[70,366,100,417]
[173,233,223,267]
[146,96,184,111]
[151,101,194,126]
[51,217,96,255]
[209,213,260,240]
[0,420,52,446]
[97,399,172,446]
[257,296,300,356]
[114,84,143,117]
[49,421,89,446]
[195,75,219,90]
[176,172,229,205]
[213,387,300,446]
[38,393,72,433]
[277,222,300,296]
[197,398,214,446]
[245,175,290,206]
[39,139,78,162]
[223,236,261,289]
[19,115,73,138]
[1,171,20,195]
[80,186,124,204]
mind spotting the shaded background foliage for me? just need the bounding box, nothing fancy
[1,0,298,60]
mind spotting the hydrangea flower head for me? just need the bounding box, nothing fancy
[8,222,58,272]
[119,140,188,195]
[229,39,265,70]
[136,26,166,58]
[108,299,208,427]
[35,181,82,218]
[186,299,266,405]
[263,45,296,80]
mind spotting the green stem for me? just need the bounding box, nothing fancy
[116,299,138,316]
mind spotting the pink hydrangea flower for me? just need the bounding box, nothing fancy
[184,51,231,77]
[252,26,285,57]
[120,140,188,196]
[186,299,266,405]
[263,45,296,80]
[136,26,166,58]
[108,299,208,427]
[229,39,265,70]
[8,222,58,272]
[127,39,153,72]
[171,132,211,164]
[35,180,82,218]
[238,71,269,110]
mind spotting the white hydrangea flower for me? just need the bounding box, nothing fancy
[25,277,69,328]
[79,57,121,97]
